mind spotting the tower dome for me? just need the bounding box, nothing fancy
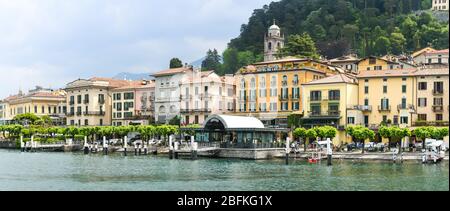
[268,19,281,37]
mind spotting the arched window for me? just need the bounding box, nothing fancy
[260,76,266,88]
[277,42,281,49]
[293,75,299,85]
[250,78,256,88]
[240,79,246,89]
[159,106,166,114]
[271,76,277,87]
[268,42,272,50]
[170,106,176,113]
[282,75,288,86]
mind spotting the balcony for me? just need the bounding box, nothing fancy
[433,89,444,96]
[98,99,105,104]
[309,110,341,117]
[238,96,247,102]
[281,81,288,86]
[412,121,449,127]
[200,93,211,100]
[309,97,322,102]
[66,112,75,116]
[290,94,300,100]
[378,105,391,112]
[69,101,75,106]
[76,111,82,116]
[292,80,299,86]
[180,108,212,114]
[279,95,289,101]
[83,100,89,104]
[432,105,444,112]
[347,105,372,112]
[180,95,192,100]
[328,96,340,101]
[84,111,105,116]
[397,104,415,111]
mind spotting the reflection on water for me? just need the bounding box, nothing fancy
[0,149,448,191]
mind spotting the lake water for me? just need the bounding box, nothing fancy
[0,149,448,191]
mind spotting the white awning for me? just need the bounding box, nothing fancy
[203,114,265,129]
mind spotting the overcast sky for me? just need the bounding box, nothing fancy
[0,0,273,99]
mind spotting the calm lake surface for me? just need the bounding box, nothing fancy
[0,149,448,191]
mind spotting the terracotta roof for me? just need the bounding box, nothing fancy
[112,80,155,91]
[329,55,360,62]
[151,67,192,77]
[252,57,309,65]
[425,49,449,54]
[412,47,436,58]
[304,73,358,85]
[414,67,449,76]
[357,69,417,78]
[89,77,133,88]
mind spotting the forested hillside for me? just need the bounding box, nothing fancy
[211,0,449,75]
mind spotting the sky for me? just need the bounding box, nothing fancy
[0,0,273,99]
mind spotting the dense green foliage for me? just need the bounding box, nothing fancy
[169,58,183,68]
[209,0,448,75]
[278,33,321,59]
[346,125,376,153]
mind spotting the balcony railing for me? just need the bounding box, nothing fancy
[309,97,322,102]
[281,81,288,86]
[83,111,105,116]
[432,89,444,95]
[347,105,372,112]
[308,110,341,117]
[328,96,340,101]
[180,109,212,114]
[397,104,415,111]
[432,105,444,112]
[83,100,89,104]
[98,99,105,104]
[292,80,299,86]
[378,105,391,111]
[412,121,449,127]
[76,111,82,116]
[290,94,300,100]
[66,112,75,116]
[279,95,289,101]
[180,95,192,100]
[69,101,75,105]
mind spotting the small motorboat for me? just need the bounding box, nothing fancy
[308,158,318,164]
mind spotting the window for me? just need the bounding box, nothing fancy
[195,87,199,95]
[311,104,321,115]
[98,94,105,104]
[383,115,387,123]
[418,82,427,90]
[124,92,134,100]
[329,90,340,101]
[124,102,134,111]
[99,119,103,126]
[434,82,444,93]
[369,58,376,64]
[400,116,408,124]
[436,114,443,121]
[292,87,300,99]
[281,88,288,99]
[310,91,321,101]
[393,116,399,125]
[282,75,288,86]
[293,75,299,85]
[116,103,122,111]
[124,112,133,118]
[383,85,387,93]
[84,94,89,103]
[381,98,390,109]
[402,85,407,93]
[418,114,427,121]
[434,98,443,106]
[364,99,369,106]
[347,117,355,124]
[374,66,382,70]
[364,86,369,94]
[77,95,82,104]
[42,106,45,113]
[34,106,37,113]
[292,102,299,111]
[401,98,407,109]
[281,102,288,111]
[84,119,89,126]
[270,102,277,111]
[418,98,427,107]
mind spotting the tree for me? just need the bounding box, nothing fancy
[201,49,222,71]
[389,32,407,55]
[169,58,183,68]
[293,128,307,152]
[373,36,391,55]
[13,113,40,125]
[278,33,320,59]
[379,126,410,154]
[221,48,239,76]
[347,126,375,154]
[305,129,317,151]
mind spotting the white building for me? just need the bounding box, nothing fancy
[151,66,193,124]
[179,69,235,125]
[433,0,449,10]
[413,49,449,65]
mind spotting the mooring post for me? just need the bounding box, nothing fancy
[123,136,128,156]
[327,138,332,166]
[83,136,89,155]
[191,136,197,160]
[20,135,24,152]
[103,136,108,155]
[138,143,142,156]
[144,141,148,155]
[169,135,174,159]
[30,136,34,152]
[174,142,179,159]
[285,137,290,165]
[134,142,137,156]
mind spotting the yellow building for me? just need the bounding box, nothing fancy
[65,77,133,126]
[235,57,343,127]
[301,73,359,146]
[356,68,417,129]
[2,86,67,125]
[357,56,415,71]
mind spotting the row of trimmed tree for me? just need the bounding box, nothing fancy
[294,125,448,154]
